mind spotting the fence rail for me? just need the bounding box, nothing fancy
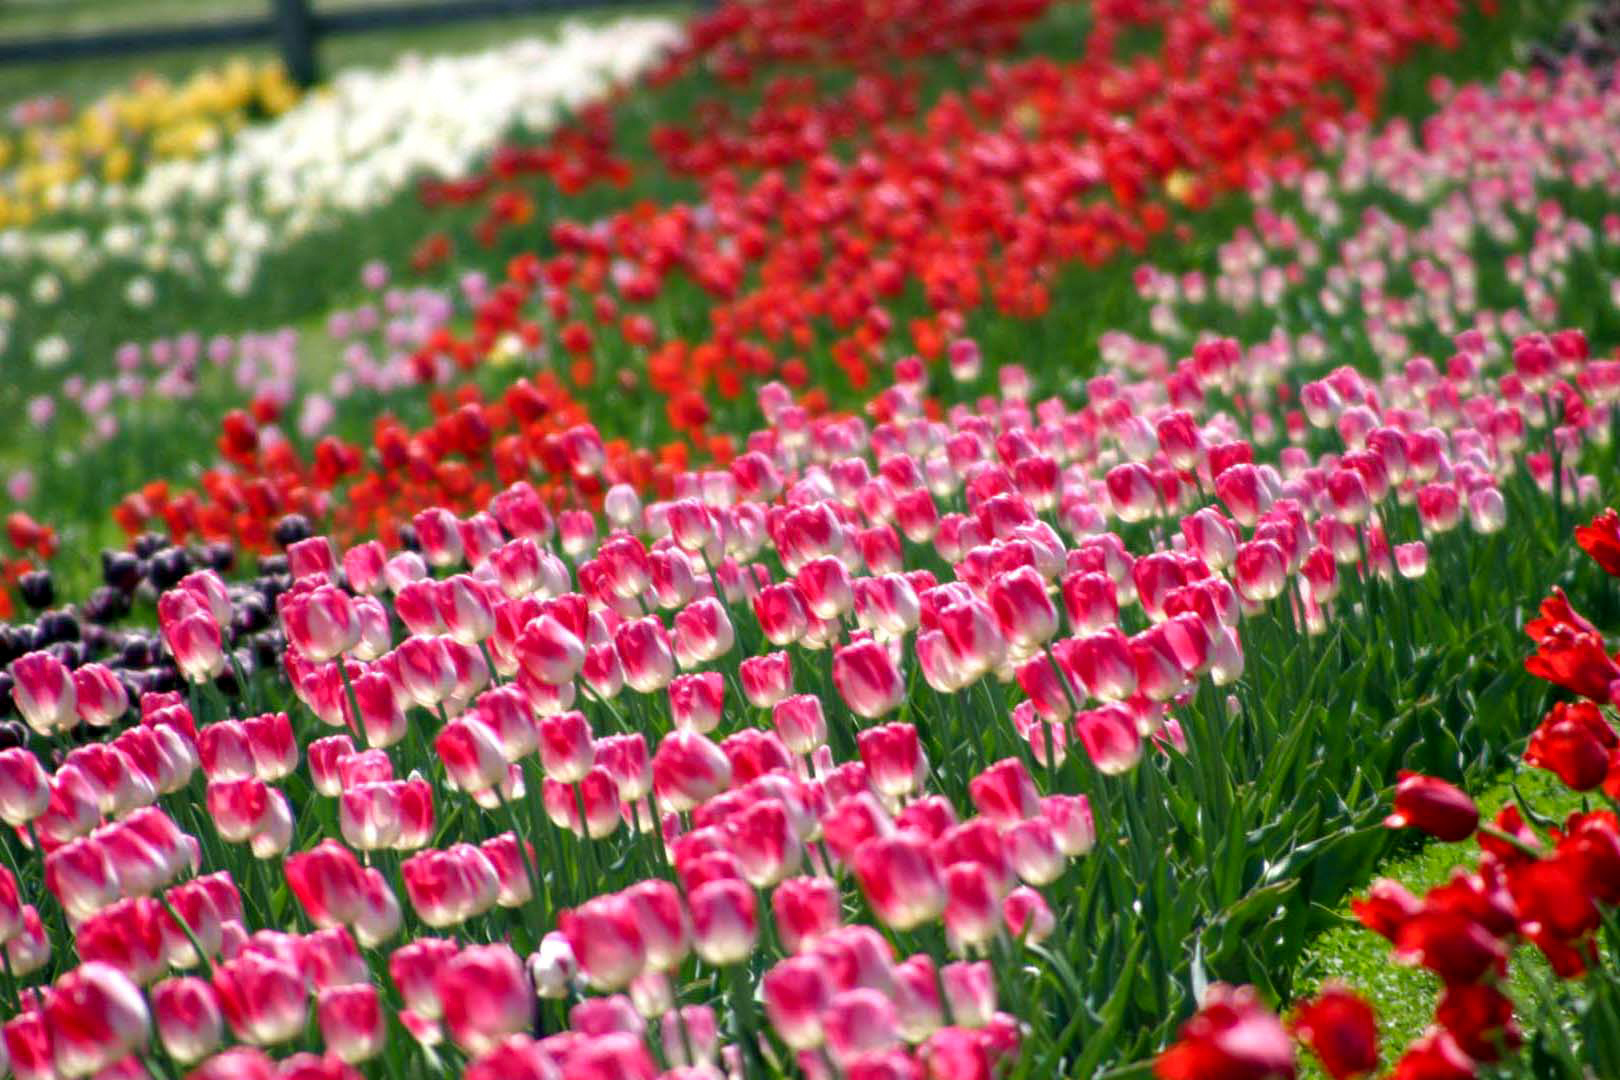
[0,0,638,85]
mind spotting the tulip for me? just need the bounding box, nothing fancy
[1002,887,1055,943]
[968,758,1040,826]
[1074,705,1143,775]
[152,977,225,1064]
[755,582,811,645]
[853,833,945,931]
[213,951,309,1045]
[436,717,508,794]
[1384,772,1478,842]
[560,893,646,990]
[857,723,927,800]
[653,730,732,812]
[402,845,501,928]
[943,862,1000,950]
[833,639,905,720]
[517,614,586,686]
[437,944,531,1056]
[987,566,1058,649]
[772,876,842,954]
[536,710,595,782]
[824,988,903,1065]
[46,961,151,1076]
[689,878,758,965]
[72,663,129,728]
[0,747,51,825]
[616,616,676,693]
[285,841,366,928]
[317,984,386,1064]
[670,672,726,734]
[674,598,735,666]
[11,650,78,735]
[740,652,793,709]
[396,636,458,707]
[1289,984,1378,1080]
[342,541,387,595]
[282,586,361,663]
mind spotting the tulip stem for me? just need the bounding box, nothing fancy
[493,785,549,937]
[479,642,503,687]
[0,945,19,1014]
[727,963,766,1080]
[1478,823,1542,859]
[336,658,368,749]
[158,893,216,979]
[571,782,600,884]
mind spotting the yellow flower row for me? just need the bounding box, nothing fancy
[0,57,300,227]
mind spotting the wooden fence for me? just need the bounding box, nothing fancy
[0,0,651,86]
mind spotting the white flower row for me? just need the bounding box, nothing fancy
[0,15,681,325]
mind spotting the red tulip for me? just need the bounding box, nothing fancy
[1388,1031,1475,1080]
[1289,984,1378,1080]
[1385,772,1478,842]
[1392,911,1507,984]
[1524,701,1616,791]
[1156,984,1296,1080]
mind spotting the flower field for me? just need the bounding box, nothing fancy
[2,0,1619,1076]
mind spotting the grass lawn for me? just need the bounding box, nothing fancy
[1295,763,1594,1076]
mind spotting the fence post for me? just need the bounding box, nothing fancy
[271,0,319,87]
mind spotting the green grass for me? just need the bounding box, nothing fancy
[0,0,679,108]
[1294,764,1592,1077]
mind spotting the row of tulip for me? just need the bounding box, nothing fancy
[0,14,682,464]
[3,0,1532,569]
[0,58,300,230]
